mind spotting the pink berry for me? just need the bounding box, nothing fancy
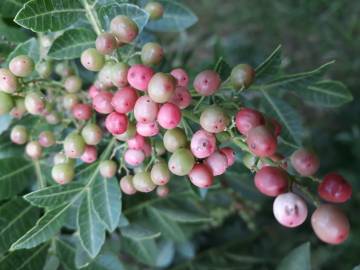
[141,140,152,157]
[0,68,19,93]
[72,103,92,120]
[188,164,213,188]
[190,129,216,159]
[25,141,42,159]
[170,86,192,109]
[99,160,117,178]
[80,145,97,164]
[235,108,265,136]
[127,133,145,150]
[127,64,154,91]
[290,148,320,176]
[273,192,308,228]
[136,121,159,137]
[111,86,138,114]
[147,73,176,103]
[193,70,221,96]
[10,125,28,145]
[120,175,137,195]
[220,147,235,167]
[156,186,169,197]
[88,84,103,99]
[254,166,288,197]
[171,68,189,87]
[38,131,55,148]
[95,32,117,55]
[247,126,277,157]
[110,15,138,44]
[133,95,158,123]
[105,112,128,135]
[124,148,145,166]
[318,173,352,203]
[157,103,181,129]
[204,151,228,176]
[92,91,113,114]
[24,92,45,115]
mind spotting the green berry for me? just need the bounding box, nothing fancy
[110,62,129,88]
[141,42,164,66]
[63,133,86,158]
[151,161,170,185]
[99,160,117,178]
[230,64,255,89]
[9,55,34,77]
[81,48,105,71]
[63,93,79,110]
[0,92,14,115]
[163,127,187,152]
[64,75,82,93]
[200,105,229,133]
[154,140,166,156]
[25,141,42,159]
[24,92,45,115]
[133,171,156,193]
[145,2,164,20]
[81,123,103,145]
[168,148,195,176]
[114,121,136,141]
[52,163,75,185]
[55,62,74,77]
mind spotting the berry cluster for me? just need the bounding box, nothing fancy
[0,5,351,246]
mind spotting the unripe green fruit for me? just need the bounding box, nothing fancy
[9,55,34,77]
[200,105,229,133]
[95,33,118,55]
[64,75,82,93]
[115,122,136,141]
[81,123,103,145]
[10,97,26,119]
[53,152,76,167]
[154,140,166,156]
[55,62,74,77]
[216,131,231,143]
[147,72,176,103]
[38,130,56,147]
[145,2,164,20]
[25,141,42,159]
[81,48,105,71]
[133,171,156,193]
[110,15,139,44]
[10,125,28,145]
[63,94,79,110]
[99,160,117,178]
[24,92,45,115]
[163,127,187,152]
[110,62,129,87]
[0,92,14,115]
[36,60,52,79]
[120,175,137,195]
[230,64,255,89]
[0,68,19,93]
[98,63,115,88]
[51,163,75,185]
[141,42,164,65]
[151,161,171,185]
[63,133,86,158]
[168,148,195,176]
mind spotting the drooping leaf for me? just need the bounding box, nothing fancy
[121,224,161,241]
[6,37,40,64]
[277,242,311,270]
[255,45,282,83]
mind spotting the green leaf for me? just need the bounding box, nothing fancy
[293,80,353,108]
[353,266,360,270]
[121,224,161,241]
[255,45,282,82]
[77,191,106,258]
[91,177,122,232]
[24,182,84,209]
[0,157,34,200]
[0,0,28,18]
[6,37,40,64]
[0,115,12,135]
[56,239,77,270]
[48,28,97,60]
[122,237,158,266]
[15,0,85,32]
[0,18,30,43]
[214,57,231,81]
[0,198,39,253]
[144,0,198,32]
[277,242,311,270]
[154,205,211,223]
[156,241,175,268]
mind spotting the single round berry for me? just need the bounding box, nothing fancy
[205,151,228,176]
[46,112,61,125]
[127,133,145,150]
[190,129,216,159]
[81,123,103,145]
[96,33,118,55]
[64,75,82,93]
[110,15,139,43]
[290,148,320,176]
[171,68,189,87]
[254,166,288,197]
[51,163,74,185]
[220,147,236,167]
[157,103,181,129]
[144,1,164,20]
[163,127,187,153]
[188,164,213,188]
[10,125,28,145]
[154,140,166,156]
[136,121,159,137]
[92,91,114,114]
[98,63,115,88]
[124,148,145,166]
[151,161,170,185]
[230,64,255,89]
[156,186,169,197]
[25,141,42,159]
[148,73,176,103]
[38,131,55,147]
[0,92,14,115]
[235,108,265,136]
[111,86,138,114]
[132,171,156,193]
[10,97,26,119]
[141,42,164,66]
[63,133,86,158]
[110,62,129,87]
[200,105,229,133]
[273,192,308,228]
[120,175,137,195]
[63,94,79,110]
[127,64,154,91]
[36,60,52,79]
[318,173,352,203]
[9,55,34,77]
[24,92,45,115]
[193,70,221,96]
[80,145,97,164]
[72,103,93,121]
[170,86,192,109]
[99,160,117,178]
[105,112,128,135]
[247,126,277,157]
[311,204,350,245]
[81,48,105,71]
[168,148,195,176]
[134,95,158,123]
[88,84,103,99]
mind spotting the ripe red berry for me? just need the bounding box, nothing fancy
[110,62,129,88]
[318,173,352,203]
[247,126,277,157]
[24,92,45,115]
[254,166,288,197]
[81,48,105,71]
[38,131,55,148]
[230,64,255,89]
[136,121,159,137]
[88,85,103,99]
[25,141,43,159]
[134,95,158,123]
[99,160,117,178]
[311,204,350,245]
[141,42,164,66]
[163,127,187,152]
[170,86,192,109]
[188,163,213,188]
[64,75,82,93]
[141,140,152,157]
[64,133,86,158]
[171,68,189,87]
[205,151,228,176]
[72,103,93,121]
[124,148,145,166]
[105,112,128,135]
[120,175,137,195]
[111,86,138,114]
[92,91,114,114]
[168,148,195,176]
[80,145,97,164]
[151,161,171,185]
[10,125,28,145]
[290,148,320,176]
[193,70,221,96]
[127,133,145,150]
[96,32,118,55]
[190,129,216,159]
[127,64,154,91]
[81,123,103,146]
[200,105,229,133]
[156,186,169,197]
[110,15,139,44]
[9,55,34,77]
[133,171,156,193]
[52,163,74,185]
[0,92,14,115]
[220,147,236,167]
[235,108,265,136]
[157,103,181,129]
[144,2,164,20]
[148,73,176,103]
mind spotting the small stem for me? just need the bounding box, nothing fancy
[81,0,102,35]
[193,96,205,112]
[34,160,46,189]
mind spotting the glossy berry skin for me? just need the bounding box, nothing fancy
[99,160,117,178]
[136,121,159,137]
[81,123,103,145]
[25,141,42,159]
[24,92,45,115]
[220,147,236,167]
[189,164,213,188]
[92,91,113,114]
[141,42,164,65]
[72,103,93,121]
[311,204,350,245]
[110,15,138,43]
[205,151,228,176]
[38,131,55,148]
[110,62,129,87]
[127,64,154,91]
[157,103,181,129]
[170,68,189,87]
[96,33,118,55]
[0,68,19,93]
[9,55,34,77]
[51,163,74,185]
[88,85,103,99]
[132,171,156,193]
[230,64,255,89]
[273,192,308,228]
[168,148,195,176]
[247,126,277,157]
[105,112,128,135]
[98,63,115,88]
[290,148,320,176]
[10,125,28,145]
[235,108,265,136]
[163,128,187,152]
[318,173,352,203]
[124,149,145,166]
[81,48,105,71]
[200,106,229,133]
[254,166,288,197]
[151,162,171,185]
[193,70,221,96]
[63,94,79,110]
[134,95,158,123]
[156,186,169,197]
[148,73,176,103]
[80,145,97,164]
[64,133,86,158]
[112,86,138,114]
[190,129,216,159]
[0,92,14,115]
[120,175,137,195]
[64,76,82,93]
[145,2,164,20]
[127,133,145,150]
[170,86,192,109]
